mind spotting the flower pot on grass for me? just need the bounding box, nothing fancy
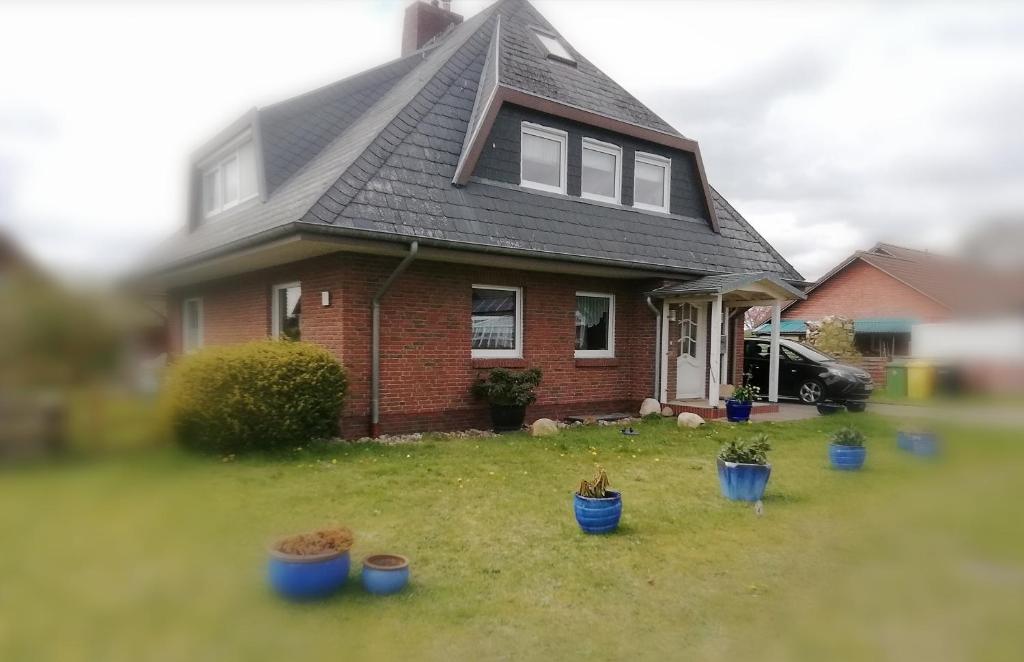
[472,368,542,432]
[573,466,622,534]
[725,384,759,422]
[817,402,844,415]
[899,431,939,457]
[829,427,866,470]
[268,528,354,600]
[361,554,410,595]
[717,435,772,501]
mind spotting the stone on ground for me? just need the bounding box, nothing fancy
[639,398,662,417]
[661,406,674,417]
[530,418,559,437]
[677,412,705,428]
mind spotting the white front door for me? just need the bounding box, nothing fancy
[675,302,706,399]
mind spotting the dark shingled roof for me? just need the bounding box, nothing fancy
[145,0,802,284]
[648,272,806,299]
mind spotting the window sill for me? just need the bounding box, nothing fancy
[472,358,528,369]
[574,357,620,368]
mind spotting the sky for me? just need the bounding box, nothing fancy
[1,0,1022,281]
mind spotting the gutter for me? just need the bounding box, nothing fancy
[370,241,419,437]
[645,296,662,401]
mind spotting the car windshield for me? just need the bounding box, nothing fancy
[783,340,835,363]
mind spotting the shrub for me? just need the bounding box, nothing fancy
[719,434,771,465]
[830,427,865,447]
[472,367,542,407]
[161,340,347,454]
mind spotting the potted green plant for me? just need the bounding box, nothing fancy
[829,427,866,470]
[573,466,621,534]
[725,383,759,422]
[472,367,542,431]
[717,434,772,500]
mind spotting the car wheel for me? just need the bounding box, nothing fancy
[798,379,824,404]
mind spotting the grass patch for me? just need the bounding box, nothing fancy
[1,414,1021,661]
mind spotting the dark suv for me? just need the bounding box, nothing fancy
[744,338,874,405]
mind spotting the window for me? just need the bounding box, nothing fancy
[533,30,575,64]
[182,298,203,353]
[581,138,621,204]
[520,122,567,194]
[575,292,615,358]
[680,302,699,358]
[201,135,257,218]
[633,151,671,213]
[471,285,522,358]
[272,282,302,341]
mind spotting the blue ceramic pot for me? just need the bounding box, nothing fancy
[725,399,752,422]
[830,443,866,470]
[817,402,844,415]
[899,431,939,457]
[361,554,410,595]
[717,459,771,501]
[268,549,350,600]
[573,491,622,534]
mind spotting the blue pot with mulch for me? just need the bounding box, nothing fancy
[898,431,939,457]
[717,459,771,501]
[268,548,350,601]
[829,443,866,470]
[361,554,410,595]
[573,491,622,534]
[725,399,753,422]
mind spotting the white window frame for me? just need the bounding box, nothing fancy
[581,137,622,204]
[271,281,301,339]
[633,151,672,213]
[182,297,204,354]
[520,122,568,195]
[200,131,257,219]
[574,291,615,359]
[471,284,523,359]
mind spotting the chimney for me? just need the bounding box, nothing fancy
[402,1,463,56]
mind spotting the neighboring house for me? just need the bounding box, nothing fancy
[139,0,804,436]
[756,243,969,358]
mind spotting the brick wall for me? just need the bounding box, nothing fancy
[784,258,949,322]
[169,253,662,437]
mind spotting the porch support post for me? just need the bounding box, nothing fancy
[769,299,781,403]
[708,294,722,407]
[660,300,670,403]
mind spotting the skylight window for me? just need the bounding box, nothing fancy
[534,30,575,64]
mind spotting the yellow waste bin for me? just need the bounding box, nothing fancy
[906,361,934,400]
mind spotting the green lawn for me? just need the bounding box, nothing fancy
[2,413,1022,661]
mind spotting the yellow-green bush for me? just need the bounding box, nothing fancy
[161,340,347,453]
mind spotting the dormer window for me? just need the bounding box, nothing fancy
[520,122,567,194]
[633,152,671,213]
[201,134,257,219]
[581,138,621,204]
[533,29,575,65]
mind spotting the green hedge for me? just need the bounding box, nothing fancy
[161,340,347,454]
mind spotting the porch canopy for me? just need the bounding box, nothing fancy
[648,273,805,407]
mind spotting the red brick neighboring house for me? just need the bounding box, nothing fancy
[142,0,804,436]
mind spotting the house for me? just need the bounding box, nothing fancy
[138,0,804,436]
[755,242,1024,391]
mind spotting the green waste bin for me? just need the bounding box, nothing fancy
[885,361,908,398]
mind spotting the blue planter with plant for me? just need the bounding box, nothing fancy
[473,368,542,432]
[361,554,410,595]
[725,384,759,422]
[829,427,866,470]
[717,435,772,501]
[268,528,354,600]
[573,466,622,534]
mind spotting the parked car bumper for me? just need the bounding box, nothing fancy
[826,380,874,402]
